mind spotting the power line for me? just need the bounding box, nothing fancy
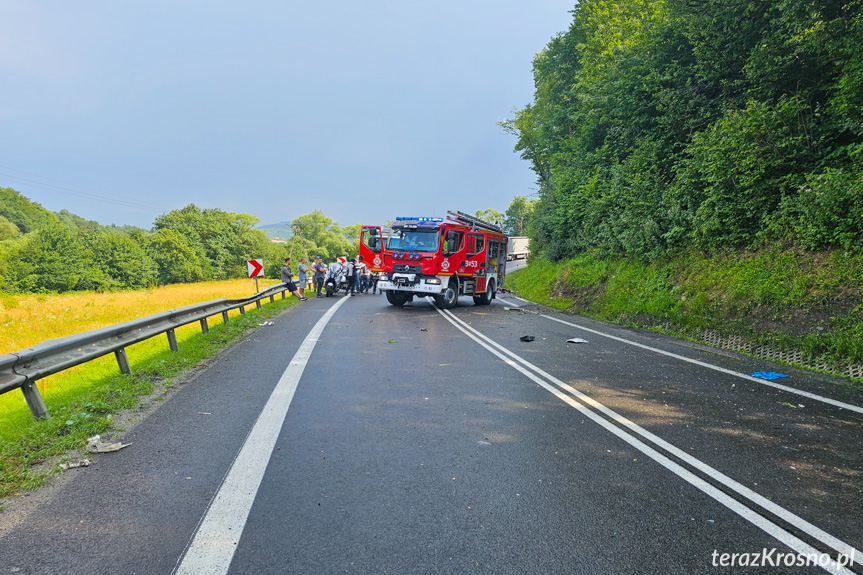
[0,164,176,213]
[0,174,167,214]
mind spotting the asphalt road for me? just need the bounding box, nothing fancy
[1,287,861,575]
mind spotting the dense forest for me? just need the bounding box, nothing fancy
[503,0,863,260]
[0,187,360,293]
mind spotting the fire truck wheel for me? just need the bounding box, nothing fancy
[436,278,459,309]
[385,290,409,306]
[473,279,494,306]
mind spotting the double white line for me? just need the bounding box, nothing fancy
[433,301,861,575]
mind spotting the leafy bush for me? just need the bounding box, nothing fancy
[774,162,863,250]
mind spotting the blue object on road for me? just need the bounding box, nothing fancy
[750,371,789,380]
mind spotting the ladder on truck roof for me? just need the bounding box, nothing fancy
[446,210,504,234]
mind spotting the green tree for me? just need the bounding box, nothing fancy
[504,0,863,259]
[504,196,535,236]
[474,209,505,229]
[6,219,88,292]
[148,228,205,284]
[88,231,158,289]
[153,205,272,279]
[0,187,56,234]
[291,210,358,262]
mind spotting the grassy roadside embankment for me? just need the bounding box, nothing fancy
[504,245,863,384]
[0,279,298,499]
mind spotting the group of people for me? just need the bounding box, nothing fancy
[279,255,381,301]
[344,255,380,296]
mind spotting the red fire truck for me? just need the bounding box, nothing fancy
[359,211,508,308]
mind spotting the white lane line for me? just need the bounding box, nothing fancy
[497,297,521,308]
[432,301,861,573]
[542,313,863,416]
[174,296,350,575]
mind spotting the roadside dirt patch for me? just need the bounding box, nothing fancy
[553,277,607,312]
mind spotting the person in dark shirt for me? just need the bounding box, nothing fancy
[312,256,328,298]
[280,257,307,301]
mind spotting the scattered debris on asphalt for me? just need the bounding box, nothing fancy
[86,435,131,453]
[520,335,535,342]
[258,321,275,326]
[504,307,524,312]
[566,338,589,344]
[750,371,788,380]
[59,459,90,470]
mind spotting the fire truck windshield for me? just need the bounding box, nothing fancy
[387,230,439,253]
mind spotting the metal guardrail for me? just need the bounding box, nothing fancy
[0,283,291,420]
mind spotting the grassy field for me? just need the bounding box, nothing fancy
[505,246,863,379]
[0,278,296,499]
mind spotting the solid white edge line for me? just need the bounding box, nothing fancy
[432,300,860,573]
[173,296,350,575]
[541,313,863,416]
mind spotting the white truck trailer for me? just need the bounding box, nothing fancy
[506,236,530,260]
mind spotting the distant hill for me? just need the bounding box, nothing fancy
[0,188,150,236]
[256,221,293,241]
[0,187,57,234]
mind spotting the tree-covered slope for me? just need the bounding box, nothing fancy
[504,0,863,260]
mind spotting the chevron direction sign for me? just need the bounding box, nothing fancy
[247,259,264,278]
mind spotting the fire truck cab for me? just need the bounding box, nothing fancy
[359,211,508,309]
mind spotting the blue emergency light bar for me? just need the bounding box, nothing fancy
[395,217,443,222]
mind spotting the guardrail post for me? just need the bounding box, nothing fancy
[114,348,132,375]
[255,299,262,309]
[269,294,275,303]
[239,306,245,315]
[167,329,179,352]
[222,311,229,324]
[281,291,286,299]
[22,381,50,420]
[200,318,209,334]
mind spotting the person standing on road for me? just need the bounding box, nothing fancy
[281,257,307,301]
[371,270,380,294]
[297,257,308,298]
[313,256,327,298]
[346,257,357,296]
[358,256,370,293]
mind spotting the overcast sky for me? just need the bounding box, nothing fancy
[0,1,575,230]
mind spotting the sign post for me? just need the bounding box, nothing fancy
[247,259,264,293]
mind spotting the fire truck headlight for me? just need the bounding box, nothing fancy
[379,274,388,281]
[425,278,441,285]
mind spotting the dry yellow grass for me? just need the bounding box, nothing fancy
[0,278,279,354]
[0,278,286,421]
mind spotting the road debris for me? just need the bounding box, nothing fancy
[566,338,589,344]
[258,321,275,326]
[750,371,788,380]
[86,435,131,453]
[59,459,90,470]
[520,335,535,342]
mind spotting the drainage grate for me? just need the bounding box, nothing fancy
[699,329,863,381]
